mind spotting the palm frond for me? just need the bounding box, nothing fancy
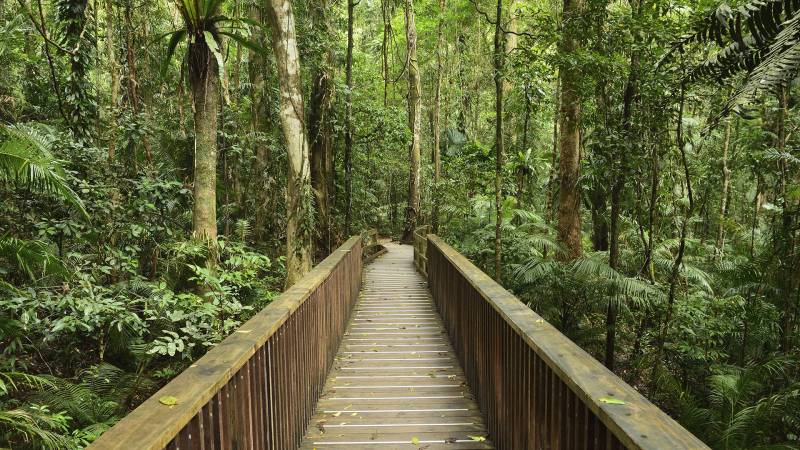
[0,236,69,281]
[0,124,88,218]
[511,258,560,284]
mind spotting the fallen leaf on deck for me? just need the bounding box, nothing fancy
[599,396,626,405]
[159,396,178,407]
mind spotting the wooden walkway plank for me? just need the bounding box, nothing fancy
[300,243,494,449]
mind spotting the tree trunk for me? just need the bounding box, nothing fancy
[123,1,151,166]
[502,0,517,151]
[605,49,638,371]
[555,0,585,260]
[249,4,274,244]
[545,78,559,226]
[382,0,390,106]
[715,118,732,254]
[493,0,505,282]
[188,33,220,266]
[457,35,469,135]
[344,0,355,236]
[310,0,334,255]
[652,83,692,390]
[105,0,120,162]
[605,44,642,372]
[432,0,445,233]
[776,86,795,354]
[589,185,608,251]
[58,0,94,144]
[521,82,531,153]
[266,0,314,287]
[401,0,422,243]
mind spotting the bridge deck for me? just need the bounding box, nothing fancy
[300,243,493,449]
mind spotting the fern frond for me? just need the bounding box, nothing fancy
[0,371,55,396]
[0,407,73,449]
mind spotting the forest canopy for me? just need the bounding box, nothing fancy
[1,0,799,447]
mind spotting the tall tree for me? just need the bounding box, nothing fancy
[401,0,421,243]
[605,47,639,371]
[381,0,391,106]
[555,0,585,260]
[502,0,517,148]
[309,0,334,254]
[124,0,152,164]
[344,0,355,236]
[176,0,224,267]
[266,0,314,286]
[249,3,275,243]
[715,118,733,254]
[104,0,120,161]
[493,0,505,281]
[431,0,445,233]
[56,0,95,144]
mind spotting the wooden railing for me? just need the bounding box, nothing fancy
[89,236,363,450]
[420,234,709,450]
[412,224,430,275]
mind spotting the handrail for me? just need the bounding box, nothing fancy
[423,234,709,450]
[89,236,363,450]
[412,224,430,275]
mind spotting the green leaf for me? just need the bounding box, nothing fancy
[161,30,187,77]
[218,31,268,55]
[159,395,178,406]
[203,31,230,104]
[599,396,626,405]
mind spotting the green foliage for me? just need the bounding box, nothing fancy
[1,0,799,447]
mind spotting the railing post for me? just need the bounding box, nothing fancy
[412,224,430,276]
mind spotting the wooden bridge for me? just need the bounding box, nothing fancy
[89,230,709,450]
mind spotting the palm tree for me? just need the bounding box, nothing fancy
[163,0,263,268]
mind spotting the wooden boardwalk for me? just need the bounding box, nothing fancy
[300,243,493,449]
